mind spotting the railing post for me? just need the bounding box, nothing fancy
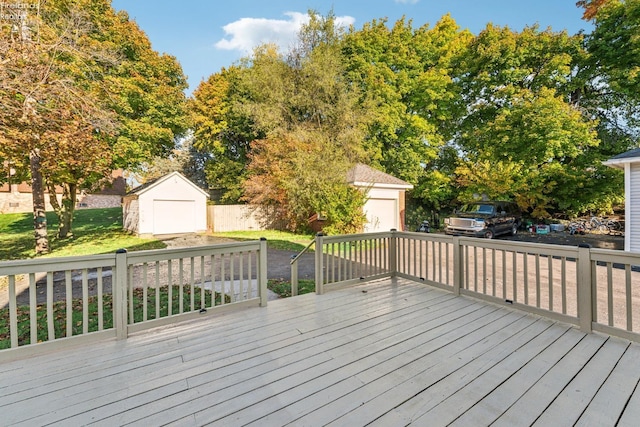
[290,255,299,297]
[389,229,397,277]
[315,233,324,295]
[114,249,128,340]
[452,237,462,296]
[577,244,593,334]
[259,238,268,307]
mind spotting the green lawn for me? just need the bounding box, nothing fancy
[0,207,166,260]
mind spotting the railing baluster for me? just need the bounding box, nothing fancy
[473,246,478,292]
[29,273,37,345]
[47,272,54,340]
[607,262,614,326]
[82,269,89,335]
[190,257,195,311]
[535,254,541,308]
[155,261,160,319]
[167,259,173,316]
[523,252,528,304]
[128,265,134,323]
[97,267,104,331]
[142,263,148,322]
[626,265,632,331]
[230,253,236,303]
[546,255,552,310]
[9,275,17,348]
[431,241,436,282]
[482,247,487,294]
[512,251,517,303]
[561,257,567,314]
[501,250,507,299]
[492,249,497,297]
[179,258,184,313]
[65,270,72,338]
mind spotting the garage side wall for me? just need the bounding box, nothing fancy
[122,197,140,234]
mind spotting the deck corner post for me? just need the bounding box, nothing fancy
[577,244,593,334]
[315,233,324,295]
[453,237,462,295]
[259,238,268,307]
[389,229,397,277]
[114,248,128,340]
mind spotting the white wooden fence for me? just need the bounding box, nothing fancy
[0,240,268,362]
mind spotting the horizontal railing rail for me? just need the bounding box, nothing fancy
[0,239,268,362]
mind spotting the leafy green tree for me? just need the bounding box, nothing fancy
[239,12,371,233]
[190,67,257,203]
[452,24,615,217]
[0,1,116,252]
[0,0,188,250]
[341,15,472,212]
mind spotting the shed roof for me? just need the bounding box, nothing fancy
[126,171,209,197]
[347,163,413,190]
[603,148,640,169]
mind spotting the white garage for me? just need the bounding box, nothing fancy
[347,164,413,233]
[604,148,640,252]
[122,172,208,236]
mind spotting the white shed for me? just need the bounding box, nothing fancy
[123,172,208,236]
[347,164,413,233]
[603,148,640,252]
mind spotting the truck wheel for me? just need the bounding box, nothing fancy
[483,229,495,239]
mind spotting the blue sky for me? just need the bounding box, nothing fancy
[111,0,591,94]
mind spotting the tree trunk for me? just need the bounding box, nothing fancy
[58,183,76,239]
[47,181,76,238]
[30,149,49,254]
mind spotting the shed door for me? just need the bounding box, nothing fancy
[153,200,196,235]
[364,199,397,233]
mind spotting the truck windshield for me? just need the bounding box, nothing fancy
[459,204,495,215]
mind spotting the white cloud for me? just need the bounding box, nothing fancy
[215,11,355,54]
[394,0,419,4]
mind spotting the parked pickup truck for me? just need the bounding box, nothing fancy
[444,201,521,239]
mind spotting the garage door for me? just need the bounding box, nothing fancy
[153,200,196,235]
[364,199,397,232]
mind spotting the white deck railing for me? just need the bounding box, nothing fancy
[311,231,640,343]
[0,239,268,362]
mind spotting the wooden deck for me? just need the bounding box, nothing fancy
[2,277,640,426]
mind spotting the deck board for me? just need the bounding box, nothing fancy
[1,277,639,426]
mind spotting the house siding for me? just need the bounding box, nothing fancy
[630,164,640,252]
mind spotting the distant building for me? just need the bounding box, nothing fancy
[0,170,126,214]
[347,163,413,232]
[603,148,640,252]
[122,171,208,236]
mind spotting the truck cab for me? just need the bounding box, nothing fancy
[444,201,521,239]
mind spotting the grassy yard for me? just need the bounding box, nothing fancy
[0,207,166,260]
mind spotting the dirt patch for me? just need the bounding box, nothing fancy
[502,230,624,250]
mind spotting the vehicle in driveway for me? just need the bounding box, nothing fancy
[444,201,522,239]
